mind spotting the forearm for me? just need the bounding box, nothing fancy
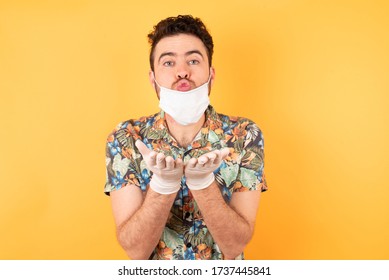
[117,188,176,259]
[190,181,253,259]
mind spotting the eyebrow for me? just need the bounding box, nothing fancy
[157,50,204,63]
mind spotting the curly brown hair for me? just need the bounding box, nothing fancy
[147,15,214,71]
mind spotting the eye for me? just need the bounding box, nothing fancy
[188,60,199,65]
[163,61,174,67]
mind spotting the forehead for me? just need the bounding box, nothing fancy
[154,34,208,59]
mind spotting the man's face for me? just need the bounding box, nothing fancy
[150,33,214,97]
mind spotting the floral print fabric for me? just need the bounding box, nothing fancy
[105,105,267,259]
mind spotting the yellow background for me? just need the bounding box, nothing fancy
[1,0,388,259]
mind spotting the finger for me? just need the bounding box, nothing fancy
[186,157,198,168]
[211,150,222,165]
[220,147,230,159]
[213,148,229,165]
[165,156,174,169]
[135,140,150,157]
[206,152,217,164]
[198,155,209,165]
[156,153,166,169]
[201,153,216,168]
[175,158,183,169]
[148,151,157,165]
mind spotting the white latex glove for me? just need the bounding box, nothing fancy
[184,148,230,190]
[136,140,183,194]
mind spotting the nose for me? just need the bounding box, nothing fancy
[176,63,190,79]
[177,72,188,79]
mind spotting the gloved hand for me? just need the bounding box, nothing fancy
[184,148,230,190]
[136,140,183,194]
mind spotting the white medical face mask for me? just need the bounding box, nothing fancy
[153,73,211,126]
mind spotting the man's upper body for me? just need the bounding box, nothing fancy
[104,15,267,260]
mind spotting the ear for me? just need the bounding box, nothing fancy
[210,67,216,87]
[149,70,160,99]
[149,70,156,90]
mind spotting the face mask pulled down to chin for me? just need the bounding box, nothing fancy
[153,74,211,126]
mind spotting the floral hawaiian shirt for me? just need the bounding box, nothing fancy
[105,105,267,260]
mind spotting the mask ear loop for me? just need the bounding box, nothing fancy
[151,71,162,90]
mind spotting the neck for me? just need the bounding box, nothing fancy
[165,113,205,148]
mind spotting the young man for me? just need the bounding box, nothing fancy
[105,15,267,260]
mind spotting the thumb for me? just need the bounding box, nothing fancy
[135,140,150,157]
[220,147,230,160]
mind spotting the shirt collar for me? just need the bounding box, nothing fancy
[156,105,225,150]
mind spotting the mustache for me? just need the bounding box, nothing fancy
[172,78,196,88]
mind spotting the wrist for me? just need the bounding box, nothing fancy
[149,175,181,194]
[186,172,215,190]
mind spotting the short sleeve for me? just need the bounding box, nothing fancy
[104,121,149,195]
[233,121,268,192]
